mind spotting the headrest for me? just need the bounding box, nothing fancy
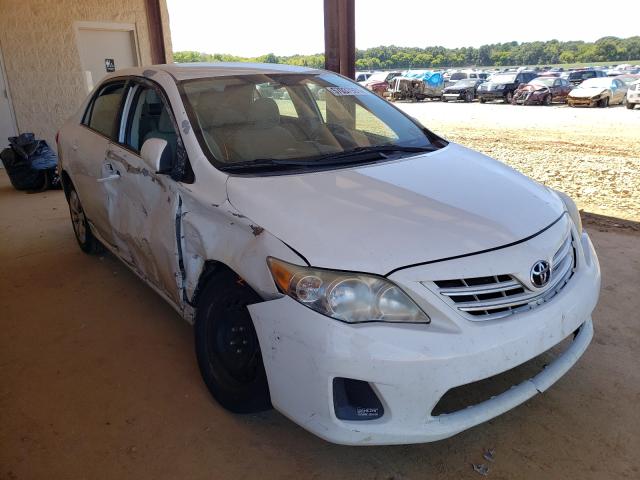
[158,108,174,133]
[248,98,280,128]
[197,90,247,128]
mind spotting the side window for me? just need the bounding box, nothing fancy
[125,85,178,164]
[84,81,126,139]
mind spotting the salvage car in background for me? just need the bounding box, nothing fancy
[388,71,444,102]
[442,78,484,102]
[625,79,640,109]
[477,71,538,103]
[562,68,607,86]
[361,71,402,96]
[567,77,628,107]
[512,77,573,105]
[57,63,600,446]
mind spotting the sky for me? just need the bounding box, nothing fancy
[166,0,638,56]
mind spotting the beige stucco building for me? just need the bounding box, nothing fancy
[0,0,173,150]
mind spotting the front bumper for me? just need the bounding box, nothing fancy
[568,97,597,107]
[627,91,640,104]
[249,228,600,445]
[477,90,507,100]
[443,92,464,100]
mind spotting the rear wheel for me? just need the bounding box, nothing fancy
[195,269,271,413]
[479,97,486,103]
[67,187,104,254]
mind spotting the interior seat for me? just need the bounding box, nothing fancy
[231,98,304,160]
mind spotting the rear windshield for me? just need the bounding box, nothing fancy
[569,71,595,80]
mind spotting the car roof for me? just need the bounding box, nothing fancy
[106,62,322,81]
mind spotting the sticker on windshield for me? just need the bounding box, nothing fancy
[326,86,367,96]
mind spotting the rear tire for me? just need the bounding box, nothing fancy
[479,97,486,103]
[66,186,104,254]
[195,269,271,413]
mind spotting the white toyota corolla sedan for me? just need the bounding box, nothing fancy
[57,63,600,445]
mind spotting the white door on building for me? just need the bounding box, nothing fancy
[0,47,17,149]
[76,23,139,92]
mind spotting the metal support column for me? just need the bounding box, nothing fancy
[324,0,355,79]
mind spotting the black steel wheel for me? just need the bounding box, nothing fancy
[195,269,271,413]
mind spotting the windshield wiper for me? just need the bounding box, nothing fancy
[221,145,438,172]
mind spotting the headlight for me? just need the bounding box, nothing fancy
[267,258,430,324]
[553,189,582,234]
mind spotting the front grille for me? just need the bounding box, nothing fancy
[431,234,576,321]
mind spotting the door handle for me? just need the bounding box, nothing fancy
[97,172,120,183]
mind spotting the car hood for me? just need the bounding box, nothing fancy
[570,88,608,98]
[226,143,565,274]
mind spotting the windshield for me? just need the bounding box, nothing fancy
[530,77,555,87]
[579,78,611,88]
[454,79,476,87]
[488,74,516,84]
[180,72,438,171]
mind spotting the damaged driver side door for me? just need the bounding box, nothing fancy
[101,79,184,305]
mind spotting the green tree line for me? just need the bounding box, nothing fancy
[174,36,640,69]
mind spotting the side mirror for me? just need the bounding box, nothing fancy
[140,138,170,174]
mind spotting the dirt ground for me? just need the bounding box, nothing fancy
[398,101,640,222]
[1,109,639,478]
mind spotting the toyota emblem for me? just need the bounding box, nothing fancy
[530,260,551,288]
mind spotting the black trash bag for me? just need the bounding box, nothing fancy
[1,133,61,192]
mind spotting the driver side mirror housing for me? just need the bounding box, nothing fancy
[140,138,171,174]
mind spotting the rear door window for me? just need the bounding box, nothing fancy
[84,81,126,139]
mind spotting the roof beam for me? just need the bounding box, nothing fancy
[324,0,355,79]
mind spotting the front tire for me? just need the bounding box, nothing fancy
[505,91,513,104]
[543,94,552,106]
[598,97,609,108]
[67,187,104,254]
[627,101,636,110]
[195,269,271,413]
